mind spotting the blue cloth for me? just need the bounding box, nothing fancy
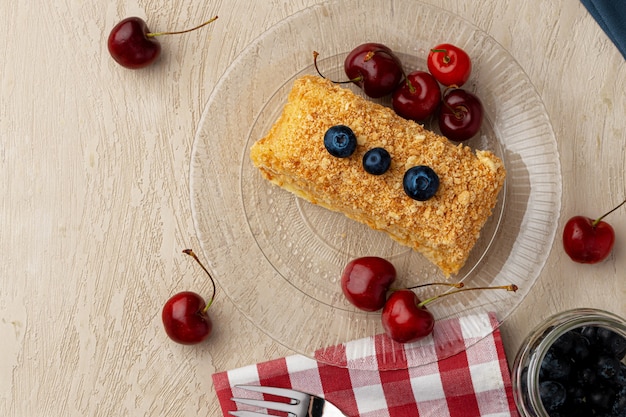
[581,0,626,60]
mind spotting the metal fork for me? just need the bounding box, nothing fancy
[230,385,347,417]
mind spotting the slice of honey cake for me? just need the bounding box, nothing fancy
[250,75,505,276]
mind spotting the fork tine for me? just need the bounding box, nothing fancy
[231,384,347,417]
[234,384,308,402]
[228,411,268,417]
[230,397,296,414]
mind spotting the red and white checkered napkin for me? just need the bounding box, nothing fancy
[213,312,519,417]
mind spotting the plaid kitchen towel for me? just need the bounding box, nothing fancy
[213,312,518,417]
[581,0,626,60]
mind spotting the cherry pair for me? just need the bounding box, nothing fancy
[341,256,517,343]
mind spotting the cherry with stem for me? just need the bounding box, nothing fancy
[427,43,472,87]
[438,87,483,142]
[313,42,404,98]
[313,49,403,82]
[391,70,441,122]
[563,197,626,264]
[108,16,218,69]
[382,283,517,344]
[161,249,217,345]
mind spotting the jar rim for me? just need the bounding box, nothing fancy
[512,308,626,417]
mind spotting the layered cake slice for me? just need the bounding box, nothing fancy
[250,75,505,276]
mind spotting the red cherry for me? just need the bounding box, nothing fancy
[341,257,396,311]
[108,17,161,69]
[381,285,517,344]
[563,199,626,264]
[381,290,434,343]
[427,43,472,87]
[438,88,483,142]
[343,43,404,98]
[162,249,217,344]
[107,16,218,69]
[162,291,212,345]
[392,70,441,122]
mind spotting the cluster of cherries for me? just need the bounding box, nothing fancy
[105,12,626,251]
[335,43,626,265]
[318,42,483,142]
[340,256,517,344]
[161,250,215,345]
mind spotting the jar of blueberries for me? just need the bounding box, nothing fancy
[512,308,626,417]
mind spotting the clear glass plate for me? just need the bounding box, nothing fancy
[190,0,561,370]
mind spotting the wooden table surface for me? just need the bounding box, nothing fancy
[2,0,625,415]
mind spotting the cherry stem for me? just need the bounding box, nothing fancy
[406,78,416,94]
[593,198,626,227]
[440,85,464,118]
[183,249,216,313]
[147,16,218,37]
[442,85,460,95]
[417,284,518,308]
[405,282,464,290]
[313,51,360,84]
[431,48,451,64]
[453,105,469,120]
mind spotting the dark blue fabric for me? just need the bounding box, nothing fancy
[581,0,626,60]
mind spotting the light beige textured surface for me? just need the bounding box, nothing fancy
[1,1,625,416]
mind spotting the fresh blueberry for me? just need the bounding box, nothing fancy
[539,380,567,412]
[553,331,576,355]
[403,165,439,201]
[596,328,626,360]
[540,349,572,382]
[580,326,599,342]
[324,125,357,158]
[595,355,620,380]
[363,147,391,175]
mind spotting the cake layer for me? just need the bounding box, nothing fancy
[250,75,505,276]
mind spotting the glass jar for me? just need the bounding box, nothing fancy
[511,308,626,417]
